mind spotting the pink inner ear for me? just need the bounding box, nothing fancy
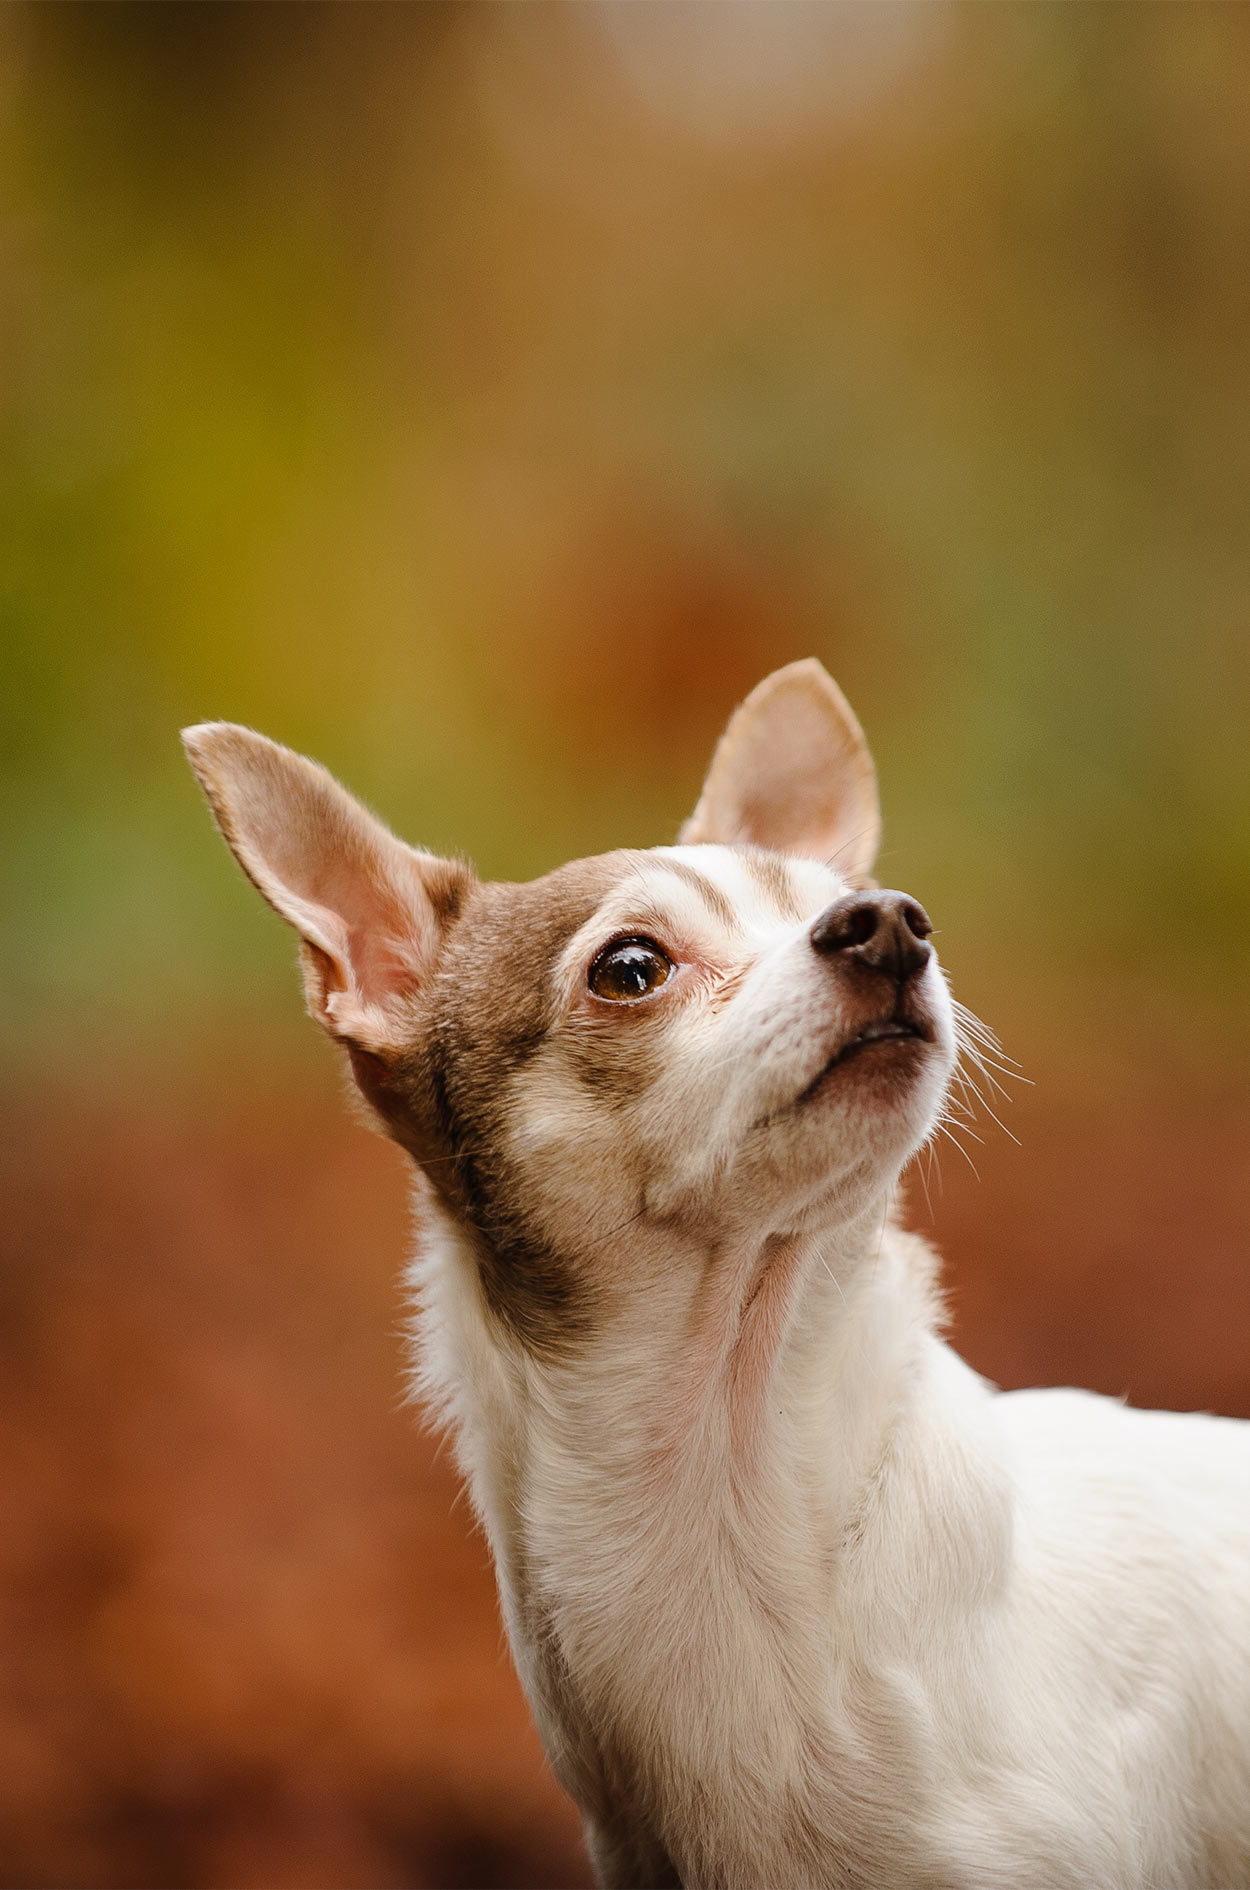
[294,835,450,1024]
[249,821,430,1013]
[683,662,880,872]
[736,769,844,858]
[348,918,428,1006]
[184,721,464,1042]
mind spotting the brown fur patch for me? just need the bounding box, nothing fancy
[391,854,652,1357]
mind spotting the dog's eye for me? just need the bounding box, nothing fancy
[588,937,672,1003]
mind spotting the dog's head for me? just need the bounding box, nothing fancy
[185,661,955,1352]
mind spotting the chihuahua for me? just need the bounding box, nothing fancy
[185,660,1250,1889]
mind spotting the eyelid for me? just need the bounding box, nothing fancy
[586,933,676,982]
[594,930,670,960]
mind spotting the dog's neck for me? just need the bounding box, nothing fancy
[538,1200,932,1524]
[414,1184,989,1883]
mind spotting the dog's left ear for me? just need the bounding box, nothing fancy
[680,658,880,878]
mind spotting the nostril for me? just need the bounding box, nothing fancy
[812,890,934,978]
[811,897,880,955]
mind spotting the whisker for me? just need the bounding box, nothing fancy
[916,1143,937,1217]
[933,1121,981,1179]
[822,825,876,876]
[944,991,1029,1153]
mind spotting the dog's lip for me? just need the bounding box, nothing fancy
[795,1013,932,1104]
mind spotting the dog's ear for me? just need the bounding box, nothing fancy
[679,659,880,878]
[182,723,471,1057]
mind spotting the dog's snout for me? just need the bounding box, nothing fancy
[811,891,933,983]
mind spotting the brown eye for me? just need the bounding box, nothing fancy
[588,937,672,1003]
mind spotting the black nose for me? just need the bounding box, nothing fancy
[810,890,933,983]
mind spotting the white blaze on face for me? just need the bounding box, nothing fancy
[660,844,837,931]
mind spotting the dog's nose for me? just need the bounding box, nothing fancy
[810,890,933,983]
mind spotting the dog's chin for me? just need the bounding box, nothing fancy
[797,1028,934,1109]
[738,1033,946,1201]
[798,1028,950,1167]
[746,1019,946,1149]
[765,981,938,1112]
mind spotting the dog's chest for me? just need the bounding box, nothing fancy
[492,1389,906,1886]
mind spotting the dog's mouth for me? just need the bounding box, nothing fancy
[795,1013,932,1104]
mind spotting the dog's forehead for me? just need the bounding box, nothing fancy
[516,844,835,947]
[637,844,840,942]
[549,844,843,966]
[464,843,843,972]
[438,843,843,1034]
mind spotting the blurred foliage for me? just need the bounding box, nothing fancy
[2,2,1249,1083]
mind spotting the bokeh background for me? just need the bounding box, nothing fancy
[3,4,1249,1885]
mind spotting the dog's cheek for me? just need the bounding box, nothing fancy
[500,1061,645,1251]
[667,998,817,1174]
[622,1010,747,1213]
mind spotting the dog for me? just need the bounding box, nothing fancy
[185,659,1250,1889]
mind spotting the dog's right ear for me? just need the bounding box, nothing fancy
[182,723,471,1059]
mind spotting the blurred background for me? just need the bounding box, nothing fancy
[2,3,1249,1884]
